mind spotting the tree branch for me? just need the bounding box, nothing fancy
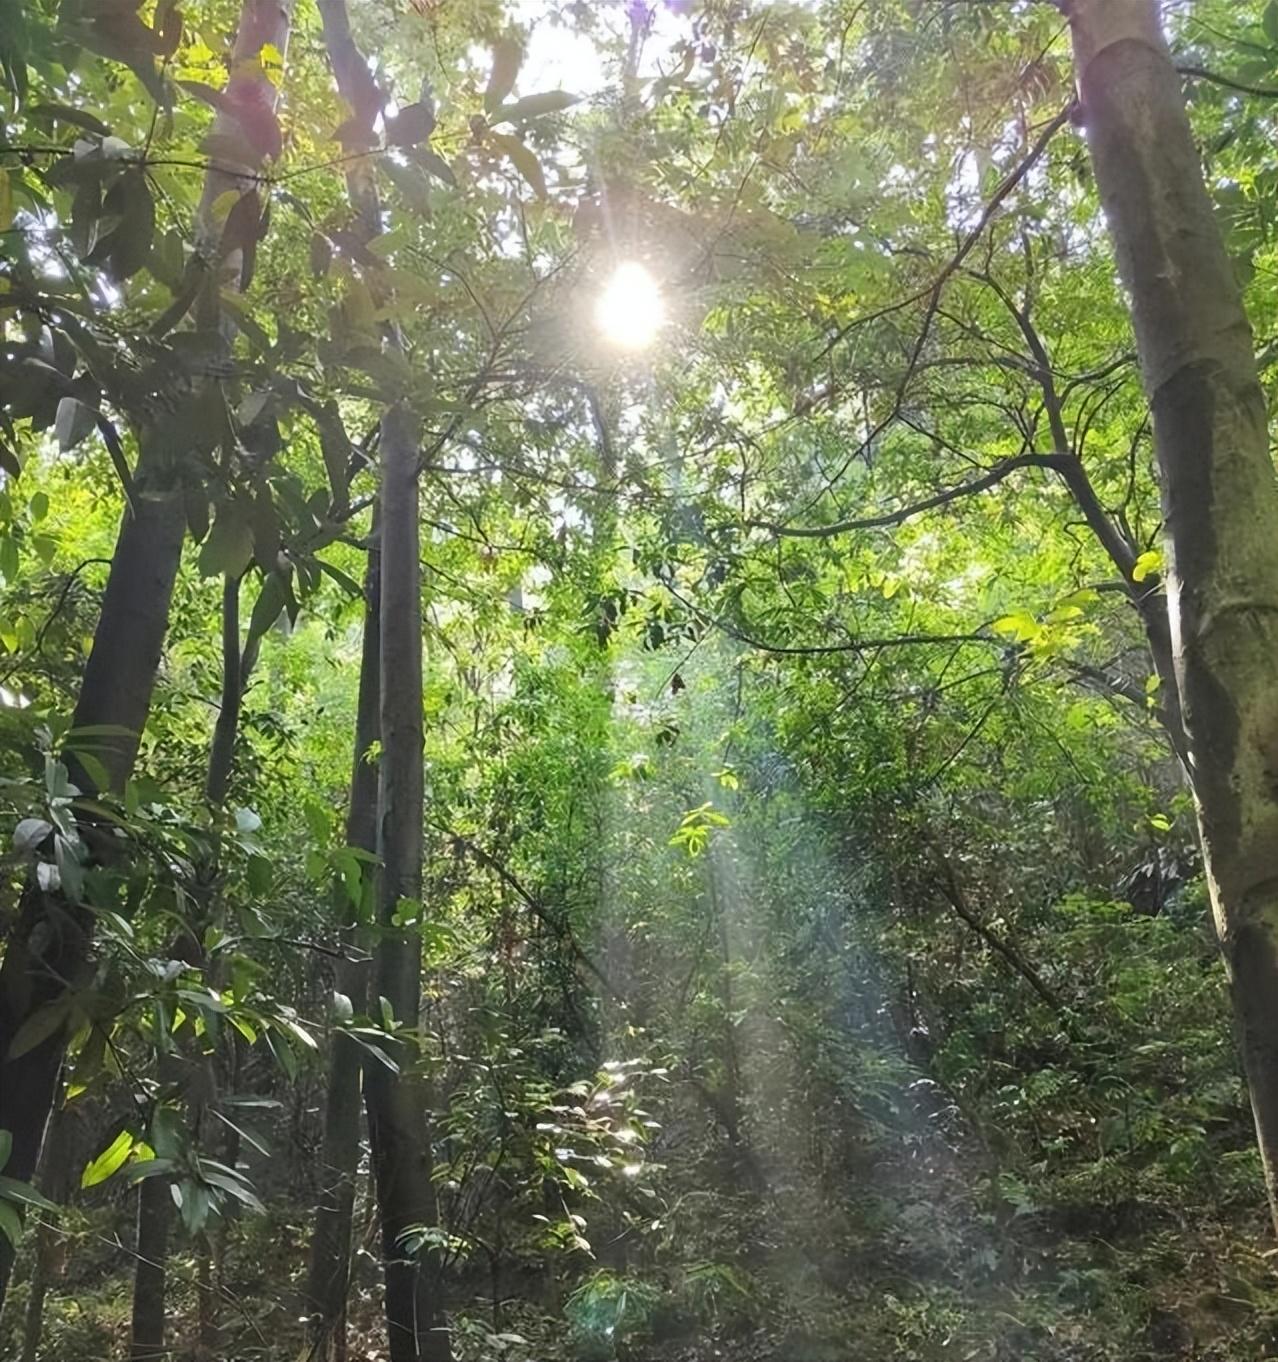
[1177,63,1278,99]
[747,452,1072,538]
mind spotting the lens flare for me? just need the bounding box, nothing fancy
[594,261,665,350]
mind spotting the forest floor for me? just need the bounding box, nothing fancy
[12,1171,1278,1362]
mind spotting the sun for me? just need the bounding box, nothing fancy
[594,261,666,350]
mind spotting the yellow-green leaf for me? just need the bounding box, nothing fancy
[82,1129,135,1188]
[992,610,1041,644]
[1131,548,1163,583]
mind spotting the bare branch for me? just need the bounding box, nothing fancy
[748,452,1072,539]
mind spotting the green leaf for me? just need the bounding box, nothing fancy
[54,397,97,453]
[13,817,52,854]
[125,1158,176,1183]
[313,401,351,515]
[247,853,273,895]
[303,799,331,843]
[27,102,112,136]
[489,132,547,199]
[0,1130,10,1171]
[218,189,264,289]
[54,832,84,901]
[96,169,155,280]
[992,610,1041,644]
[1265,1,1278,44]
[384,99,436,146]
[484,36,523,115]
[198,1160,265,1213]
[8,1000,69,1059]
[81,1129,135,1188]
[0,1173,59,1212]
[179,79,234,117]
[199,504,255,579]
[175,1178,211,1234]
[0,1199,20,1248]
[247,570,290,643]
[407,146,456,188]
[491,90,578,124]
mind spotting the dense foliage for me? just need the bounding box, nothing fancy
[4,0,1278,1358]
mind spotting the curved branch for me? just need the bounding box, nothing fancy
[1177,63,1278,99]
[748,452,1072,539]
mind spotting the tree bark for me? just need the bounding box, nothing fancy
[1061,0,1278,1230]
[366,402,450,1362]
[121,0,295,1342]
[129,1171,171,1362]
[0,463,185,1304]
[17,1095,74,1362]
[312,6,449,1355]
[304,517,381,1362]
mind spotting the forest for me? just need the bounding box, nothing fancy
[3,0,1278,1358]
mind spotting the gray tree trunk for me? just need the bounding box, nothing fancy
[1061,0,1278,1229]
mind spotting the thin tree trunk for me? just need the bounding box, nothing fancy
[189,575,260,1358]
[130,576,264,1356]
[117,0,292,1341]
[366,401,450,1362]
[312,7,449,1356]
[17,1095,74,1362]
[130,1170,172,1362]
[304,519,381,1361]
[1060,0,1278,1229]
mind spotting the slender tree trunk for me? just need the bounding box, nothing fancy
[304,520,381,1361]
[312,8,449,1356]
[130,1171,171,1362]
[17,1095,74,1362]
[189,575,260,1357]
[130,575,263,1356]
[1060,0,1278,1229]
[366,402,451,1362]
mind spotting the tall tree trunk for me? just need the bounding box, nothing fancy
[1060,0,1278,1229]
[119,0,294,1340]
[312,7,449,1356]
[304,520,381,1361]
[0,0,293,1313]
[130,1169,171,1362]
[0,465,184,1304]
[366,402,450,1362]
